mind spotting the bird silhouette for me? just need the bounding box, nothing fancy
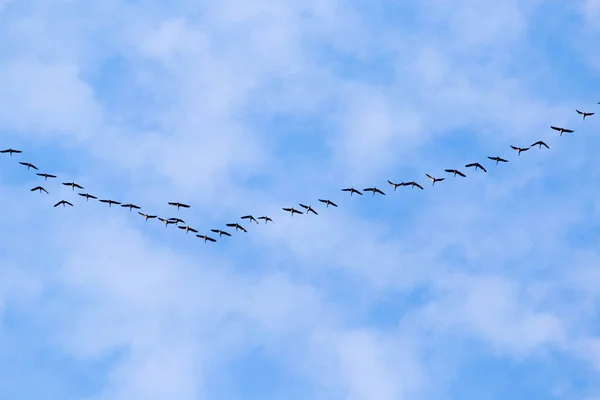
[168,217,185,225]
[257,216,274,223]
[576,109,595,120]
[510,145,529,156]
[341,187,363,196]
[226,223,247,232]
[62,181,83,191]
[282,207,303,216]
[53,200,73,208]
[99,199,121,207]
[211,229,232,237]
[19,162,38,170]
[168,202,190,210]
[404,181,424,190]
[138,212,157,221]
[299,204,318,215]
[363,187,386,195]
[197,234,217,243]
[444,169,466,177]
[178,225,198,234]
[121,203,141,211]
[550,126,574,136]
[36,173,57,181]
[78,193,97,201]
[487,156,508,165]
[30,186,48,194]
[426,174,445,186]
[318,199,338,207]
[531,140,549,149]
[465,162,487,172]
[241,215,259,224]
[0,148,22,156]
[158,217,177,226]
[387,180,404,191]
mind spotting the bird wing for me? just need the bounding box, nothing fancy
[479,165,487,172]
[426,174,433,179]
[576,109,583,115]
[457,171,466,177]
[465,163,476,168]
[510,145,518,150]
[66,201,73,206]
[550,126,560,131]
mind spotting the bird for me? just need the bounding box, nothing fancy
[53,200,73,208]
[363,187,386,195]
[531,140,549,149]
[404,181,424,190]
[138,212,157,221]
[158,217,177,226]
[0,148,22,156]
[168,202,190,210]
[211,229,232,237]
[282,207,303,216]
[36,173,57,181]
[241,215,259,224]
[487,156,508,165]
[576,109,595,120]
[178,225,198,234]
[19,162,38,170]
[299,204,318,215]
[121,203,141,211]
[341,187,363,196]
[510,145,529,156]
[78,193,97,201]
[318,199,338,207]
[168,217,185,225]
[444,169,466,177]
[30,186,48,194]
[99,199,121,207]
[465,162,487,172]
[426,174,445,186]
[62,181,83,191]
[196,234,217,243]
[226,223,247,232]
[387,180,404,191]
[257,216,274,223]
[550,126,574,136]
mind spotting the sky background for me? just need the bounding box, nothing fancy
[1,0,600,399]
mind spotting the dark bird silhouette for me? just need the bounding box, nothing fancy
[99,199,121,207]
[363,187,386,195]
[550,126,574,136]
[197,234,217,243]
[226,223,247,233]
[78,193,97,201]
[576,109,595,120]
[341,187,363,196]
[138,212,157,221]
[121,203,141,211]
[488,156,508,165]
[299,204,318,215]
[36,173,57,181]
[158,217,177,226]
[404,181,424,190]
[53,200,73,208]
[318,199,338,207]
[168,202,190,210]
[0,148,22,156]
[465,162,487,172]
[62,181,83,191]
[19,162,38,170]
[241,215,259,224]
[510,145,530,156]
[444,169,466,177]
[257,216,273,223]
[178,225,198,234]
[531,140,549,149]
[426,174,445,186]
[387,180,404,191]
[168,217,185,225]
[282,207,303,216]
[31,186,48,194]
[211,229,232,237]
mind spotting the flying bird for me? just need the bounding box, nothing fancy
[158,217,177,226]
[510,145,530,156]
[0,148,22,156]
[426,174,445,186]
[531,140,549,149]
[99,199,121,207]
[19,162,38,170]
[62,181,83,191]
[121,203,141,211]
[226,223,247,233]
[168,217,185,225]
[444,169,466,178]
[487,156,508,165]
[168,202,190,210]
[550,126,574,136]
[211,229,232,237]
[465,162,487,172]
[576,109,595,120]
[30,186,48,194]
[36,173,57,181]
[363,187,386,195]
[387,180,404,191]
[299,204,318,215]
[196,234,217,243]
[318,199,338,207]
[138,212,157,221]
[178,225,198,234]
[257,216,274,223]
[341,187,363,196]
[282,207,303,216]
[78,193,97,201]
[241,215,259,224]
[404,181,424,190]
[53,200,73,208]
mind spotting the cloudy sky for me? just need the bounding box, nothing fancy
[1,0,600,399]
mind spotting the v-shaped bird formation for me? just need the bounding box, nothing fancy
[1,107,596,244]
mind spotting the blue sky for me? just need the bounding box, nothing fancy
[1,0,600,399]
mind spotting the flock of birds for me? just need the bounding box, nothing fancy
[1,108,597,243]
